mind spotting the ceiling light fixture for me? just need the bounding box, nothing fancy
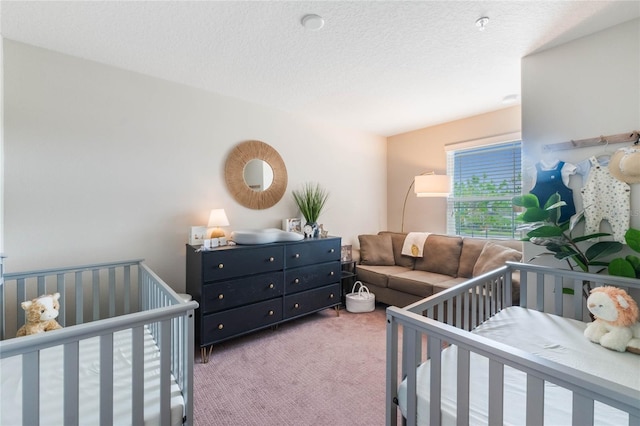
[475,17,489,31]
[301,14,325,31]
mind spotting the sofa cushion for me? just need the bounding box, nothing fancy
[458,238,523,278]
[432,277,467,294]
[355,264,409,288]
[414,235,463,277]
[457,238,488,278]
[387,270,451,297]
[358,234,395,266]
[378,231,415,268]
[472,242,523,277]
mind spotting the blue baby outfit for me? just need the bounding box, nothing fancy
[530,161,576,222]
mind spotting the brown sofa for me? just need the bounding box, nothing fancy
[355,231,522,307]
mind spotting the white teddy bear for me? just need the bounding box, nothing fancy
[584,286,640,354]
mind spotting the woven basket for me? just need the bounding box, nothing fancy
[345,281,375,313]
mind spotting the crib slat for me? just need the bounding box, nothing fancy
[526,374,545,425]
[124,266,131,314]
[456,347,470,424]
[109,267,116,317]
[23,351,39,425]
[428,335,442,426]
[57,273,66,327]
[75,270,83,324]
[536,273,544,312]
[520,270,528,307]
[132,326,145,425]
[17,278,26,329]
[160,319,171,426]
[64,341,80,425]
[554,274,563,316]
[488,358,504,425]
[100,334,114,426]
[572,393,593,426]
[93,269,100,321]
[573,279,583,320]
[37,275,45,296]
[405,327,419,426]
[385,313,399,426]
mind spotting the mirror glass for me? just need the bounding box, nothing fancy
[244,159,274,192]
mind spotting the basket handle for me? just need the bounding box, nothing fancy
[351,281,365,294]
[357,284,371,297]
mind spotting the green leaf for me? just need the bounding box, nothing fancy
[625,228,640,253]
[585,241,623,261]
[527,226,564,237]
[608,258,636,278]
[562,287,575,295]
[543,193,561,209]
[569,211,585,234]
[545,201,567,211]
[522,208,549,222]
[512,194,539,208]
[572,233,611,243]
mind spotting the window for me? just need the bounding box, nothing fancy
[446,140,522,239]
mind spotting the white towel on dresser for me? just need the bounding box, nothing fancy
[401,232,430,257]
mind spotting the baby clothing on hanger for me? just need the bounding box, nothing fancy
[580,156,630,243]
[530,160,576,222]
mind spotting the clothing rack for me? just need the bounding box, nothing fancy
[542,130,639,152]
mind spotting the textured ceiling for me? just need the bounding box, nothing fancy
[2,1,639,136]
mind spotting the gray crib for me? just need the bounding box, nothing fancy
[0,258,198,426]
[387,262,640,425]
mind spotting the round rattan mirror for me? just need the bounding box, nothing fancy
[225,140,288,209]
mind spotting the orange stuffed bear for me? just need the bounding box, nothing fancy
[16,293,63,337]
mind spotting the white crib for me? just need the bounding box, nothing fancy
[386,262,640,425]
[0,258,198,426]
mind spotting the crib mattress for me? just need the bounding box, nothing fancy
[1,327,184,426]
[398,306,640,425]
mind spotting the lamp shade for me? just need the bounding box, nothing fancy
[414,175,449,197]
[208,209,230,227]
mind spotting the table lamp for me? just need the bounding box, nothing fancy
[208,209,229,238]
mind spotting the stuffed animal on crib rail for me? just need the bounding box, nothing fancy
[584,286,640,354]
[16,293,63,337]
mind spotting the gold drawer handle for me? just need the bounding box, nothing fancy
[218,324,224,330]
[269,283,275,289]
[330,248,335,253]
[218,263,224,269]
[268,310,274,316]
[269,257,274,262]
[294,303,300,309]
[295,253,300,258]
[330,271,334,276]
[218,294,224,300]
[294,278,300,284]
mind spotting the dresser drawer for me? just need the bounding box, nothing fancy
[285,238,341,268]
[202,246,284,282]
[202,272,284,314]
[201,299,283,345]
[284,283,341,319]
[285,261,341,294]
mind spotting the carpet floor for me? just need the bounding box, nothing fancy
[193,304,396,425]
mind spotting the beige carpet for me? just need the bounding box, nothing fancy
[193,304,393,425]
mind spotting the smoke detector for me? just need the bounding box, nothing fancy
[475,17,489,31]
[301,14,325,31]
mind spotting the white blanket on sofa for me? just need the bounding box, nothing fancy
[401,232,430,257]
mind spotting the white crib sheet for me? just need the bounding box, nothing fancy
[398,306,640,425]
[1,327,184,426]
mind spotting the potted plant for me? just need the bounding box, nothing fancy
[292,182,329,238]
[512,192,623,298]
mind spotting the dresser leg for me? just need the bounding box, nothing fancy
[334,305,340,317]
[201,345,213,364]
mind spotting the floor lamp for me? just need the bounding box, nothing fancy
[401,172,450,232]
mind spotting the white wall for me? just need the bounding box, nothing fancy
[3,40,387,291]
[521,18,640,264]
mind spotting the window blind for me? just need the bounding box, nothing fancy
[446,140,522,238]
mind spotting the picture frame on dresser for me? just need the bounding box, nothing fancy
[282,218,302,233]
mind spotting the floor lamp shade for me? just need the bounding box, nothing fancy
[414,174,450,197]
